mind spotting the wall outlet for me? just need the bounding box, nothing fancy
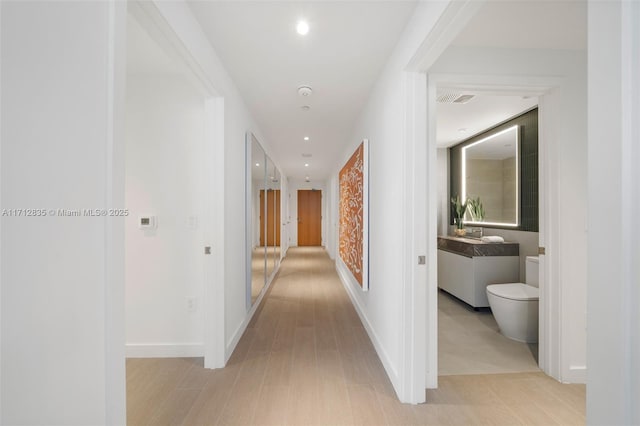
[186,297,197,313]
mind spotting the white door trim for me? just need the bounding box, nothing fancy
[405,0,485,72]
[399,71,429,403]
[414,71,564,391]
[124,1,225,368]
[106,1,127,423]
[203,98,225,368]
[400,0,572,398]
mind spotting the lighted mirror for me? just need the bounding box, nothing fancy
[461,125,519,227]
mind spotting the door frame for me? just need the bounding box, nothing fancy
[122,1,225,369]
[399,0,566,403]
[401,70,564,402]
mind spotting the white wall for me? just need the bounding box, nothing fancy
[430,46,588,383]
[1,1,126,423]
[287,179,327,247]
[125,74,206,357]
[331,1,449,400]
[150,1,282,359]
[587,0,640,423]
[326,176,338,260]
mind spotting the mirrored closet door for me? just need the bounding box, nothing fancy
[246,133,282,309]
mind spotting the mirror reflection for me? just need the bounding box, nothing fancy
[248,135,266,305]
[246,133,283,309]
[264,156,276,279]
[268,163,281,274]
[461,125,519,226]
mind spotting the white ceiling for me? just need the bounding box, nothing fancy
[186,1,418,180]
[452,0,587,50]
[179,0,586,178]
[436,94,538,147]
[437,0,586,148]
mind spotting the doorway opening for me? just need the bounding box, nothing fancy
[435,92,540,375]
[123,0,224,377]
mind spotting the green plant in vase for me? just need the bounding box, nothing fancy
[451,196,468,236]
[467,196,485,222]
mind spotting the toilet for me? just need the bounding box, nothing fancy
[486,256,539,343]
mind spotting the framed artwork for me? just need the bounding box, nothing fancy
[339,139,369,290]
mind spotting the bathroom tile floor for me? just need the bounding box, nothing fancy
[438,289,540,376]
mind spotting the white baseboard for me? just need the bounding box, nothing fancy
[224,264,279,363]
[565,365,587,384]
[335,259,401,394]
[126,343,204,358]
[226,320,247,363]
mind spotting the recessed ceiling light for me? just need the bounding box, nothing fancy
[458,128,467,133]
[255,163,260,167]
[304,163,309,167]
[301,105,310,111]
[296,20,309,36]
[304,136,309,141]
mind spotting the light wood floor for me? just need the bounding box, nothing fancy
[438,290,540,376]
[127,247,585,425]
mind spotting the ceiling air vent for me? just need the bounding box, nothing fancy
[453,94,475,104]
[302,153,312,158]
[436,91,461,103]
[436,91,476,104]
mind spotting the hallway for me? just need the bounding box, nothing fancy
[127,247,585,425]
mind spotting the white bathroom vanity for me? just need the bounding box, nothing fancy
[437,236,520,308]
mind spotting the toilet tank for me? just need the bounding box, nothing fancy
[525,256,539,287]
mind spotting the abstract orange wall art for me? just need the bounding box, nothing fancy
[339,140,369,290]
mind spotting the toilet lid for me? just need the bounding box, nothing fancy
[486,283,539,301]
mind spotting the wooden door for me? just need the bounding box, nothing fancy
[260,190,266,247]
[298,190,322,246]
[267,190,280,246]
[260,189,280,246]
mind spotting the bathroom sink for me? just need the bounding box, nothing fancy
[437,236,519,258]
[453,236,482,243]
